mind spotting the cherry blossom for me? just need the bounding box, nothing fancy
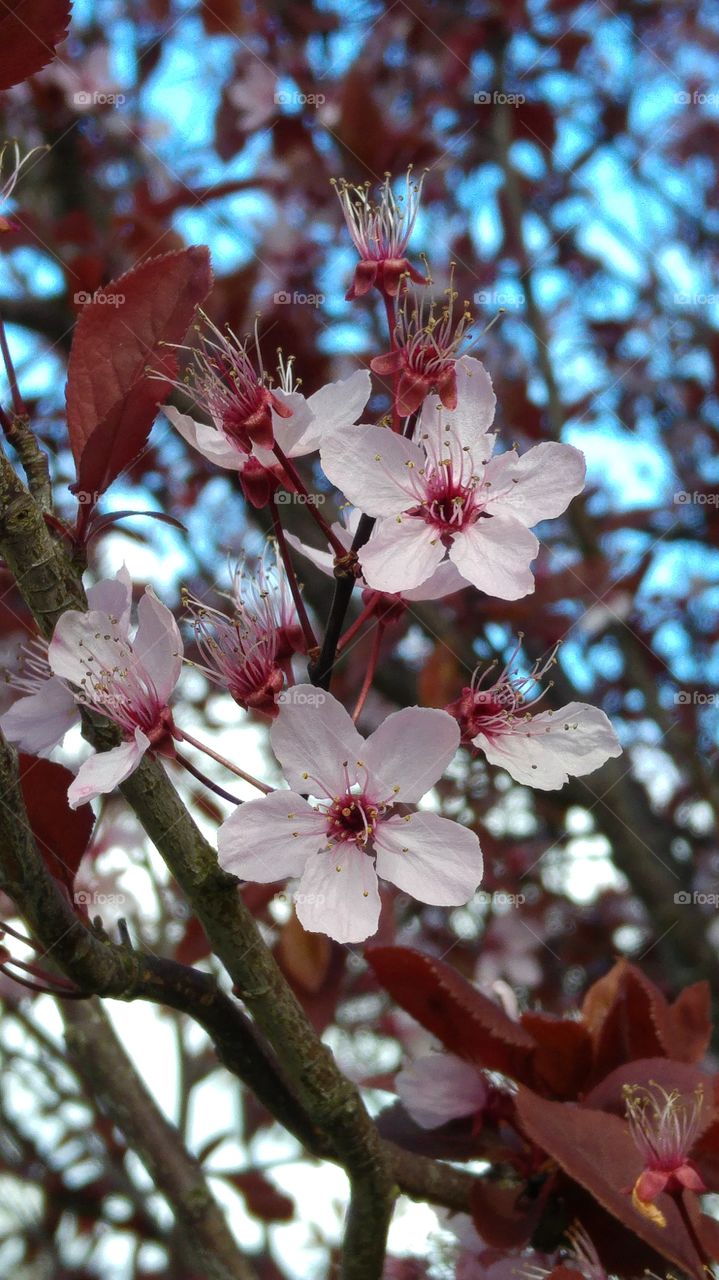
[285,507,469,602]
[183,547,304,716]
[1,567,133,757]
[396,1052,487,1129]
[163,316,371,479]
[447,642,622,790]
[623,1082,707,1225]
[320,356,586,598]
[333,169,428,300]
[47,586,183,808]
[217,686,483,942]
[371,280,473,415]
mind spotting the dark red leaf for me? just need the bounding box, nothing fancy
[367,947,535,1078]
[0,0,71,91]
[226,1171,294,1222]
[515,1087,708,1279]
[66,246,212,504]
[17,754,94,895]
[470,1178,548,1249]
[520,1012,593,1098]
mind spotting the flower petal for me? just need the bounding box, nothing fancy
[296,369,372,452]
[396,1052,488,1129]
[87,565,133,635]
[418,355,496,449]
[474,701,622,790]
[374,811,483,905]
[295,846,381,943]
[270,685,365,794]
[284,521,351,577]
[320,425,421,517]
[271,388,315,456]
[133,589,183,704]
[68,729,149,809]
[402,558,469,601]
[0,677,78,757]
[449,513,538,600]
[217,790,323,880]
[163,406,245,470]
[49,609,127,686]
[483,442,586,526]
[364,707,459,802]
[359,516,445,593]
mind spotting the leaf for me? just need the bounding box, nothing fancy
[278,910,332,993]
[669,981,712,1062]
[515,1087,708,1279]
[367,947,536,1078]
[520,1012,592,1098]
[581,960,672,1079]
[66,247,212,506]
[470,1178,548,1249]
[0,0,71,91]
[226,1171,294,1222]
[17,754,94,895]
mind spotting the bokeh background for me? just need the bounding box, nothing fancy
[0,0,719,1275]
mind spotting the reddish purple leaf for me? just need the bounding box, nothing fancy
[17,754,94,895]
[0,0,71,91]
[515,1087,708,1279]
[367,947,535,1078]
[66,246,212,504]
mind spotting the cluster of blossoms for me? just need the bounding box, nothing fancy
[1,169,623,943]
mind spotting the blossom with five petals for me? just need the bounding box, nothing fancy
[1,568,133,758]
[447,642,622,789]
[320,356,586,599]
[217,686,483,942]
[47,587,183,808]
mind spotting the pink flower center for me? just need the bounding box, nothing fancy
[414,462,484,535]
[76,631,169,740]
[325,791,383,846]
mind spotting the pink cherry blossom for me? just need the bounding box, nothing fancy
[333,169,428,300]
[1,567,134,758]
[48,587,182,809]
[396,1052,487,1129]
[284,507,469,602]
[320,356,586,600]
[163,318,371,477]
[217,686,483,943]
[371,280,473,415]
[183,546,304,716]
[623,1082,707,1220]
[447,642,622,790]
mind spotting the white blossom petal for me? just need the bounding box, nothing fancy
[419,355,496,449]
[163,405,245,470]
[483,441,585,526]
[449,513,538,600]
[218,791,323,880]
[396,1052,488,1129]
[0,678,78,757]
[270,685,365,794]
[133,589,183,704]
[374,811,483,905]
[87,565,133,635]
[474,701,622,790]
[295,846,381,943]
[320,425,421,516]
[67,729,149,808]
[364,707,459,802]
[359,516,445,593]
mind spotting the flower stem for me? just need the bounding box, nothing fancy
[175,749,243,806]
[272,442,346,556]
[174,727,272,793]
[337,592,382,654]
[271,498,318,652]
[0,308,25,417]
[352,622,384,722]
[309,512,375,690]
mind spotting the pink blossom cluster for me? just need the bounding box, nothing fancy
[1,170,621,944]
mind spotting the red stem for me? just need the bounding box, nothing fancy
[337,592,382,654]
[271,442,347,557]
[271,499,317,651]
[352,622,384,722]
[175,749,243,806]
[174,727,272,793]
